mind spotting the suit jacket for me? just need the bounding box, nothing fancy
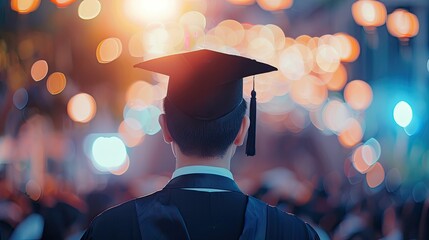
[81,174,319,239]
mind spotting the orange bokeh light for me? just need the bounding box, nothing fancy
[227,0,255,5]
[257,0,293,11]
[67,93,97,123]
[352,145,371,174]
[338,118,363,148]
[322,64,347,91]
[110,157,130,175]
[31,60,49,81]
[290,75,327,109]
[387,9,419,39]
[118,120,145,147]
[96,38,122,64]
[366,162,385,188]
[352,0,386,28]
[11,0,41,14]
[334,33,360,62]
[46,72,67,95]
[51,0,76,8]
[344,80,373,111]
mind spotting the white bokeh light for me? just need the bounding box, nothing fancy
[393,101,413,128]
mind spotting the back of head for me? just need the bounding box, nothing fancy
[163,99,247,158]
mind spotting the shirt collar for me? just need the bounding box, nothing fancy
[172,165,234,180]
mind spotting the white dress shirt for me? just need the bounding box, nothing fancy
[171,165,234,192]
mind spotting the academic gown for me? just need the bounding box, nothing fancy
[81,174,320,240]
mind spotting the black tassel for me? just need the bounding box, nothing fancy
[246,88,256,156]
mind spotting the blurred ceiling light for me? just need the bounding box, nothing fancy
[67,93,97,123]
[387,9,419,40]
[334,33,360,62]
[96,37,122,63]
[227,0,255,5]
[366,162,385,188]
[51,0,76,8]
[46,72,67,95]
[344,80,373,111]
[352,0,386,28]
[124,0,181,24]
[11,0,40,14]
[257,0,293,11]
[78,0,101,20]
[31,60,49,81]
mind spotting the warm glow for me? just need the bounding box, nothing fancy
[215,20,245,47]
[290,75,327,109]
[31,60,48,81]
[96,38,122,63]
[128,33,145,57]
[352,0,386,28]
[126,81,155,106]
[387,9,419,39]
[78,0,101,20]
[227,0,255,5]
[179,11,207,48]
[324,64,347,91]
[279,44,313,80]
[315,45,340,73]
[352,145,371,174]
[51,0,76,8]
[257,0,293,11]
[143,24,184,55]
[366,162,385,188]
[338,118,363,148]
[334,33,360,62]
[11,0,40,14]
[46,72,67,95]
[344,80,373,111]
[266,24,285,50]
[67,93,97,123]
[124,0,181,24]
[322,99,350,133]
[110,157,130,175]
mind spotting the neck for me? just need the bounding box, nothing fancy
[173,144,235,170]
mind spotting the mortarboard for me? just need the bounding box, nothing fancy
[134,49,277,156]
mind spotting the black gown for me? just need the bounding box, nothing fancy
[81,174,320,240]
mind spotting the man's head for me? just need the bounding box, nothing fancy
[160,98,248,158]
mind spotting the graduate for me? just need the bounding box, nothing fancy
[81,49,320,240]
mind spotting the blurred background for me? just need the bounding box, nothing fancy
[1,0,429,239]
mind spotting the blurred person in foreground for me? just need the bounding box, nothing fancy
[81,50,320,239]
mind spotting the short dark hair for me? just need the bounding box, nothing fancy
[163,99,247,157]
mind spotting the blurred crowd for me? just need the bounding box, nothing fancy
[1,168,428,240]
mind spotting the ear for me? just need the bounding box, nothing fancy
[233,116,250,146]
[159,114,173,143]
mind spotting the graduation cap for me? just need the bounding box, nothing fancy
[134,49,277,156]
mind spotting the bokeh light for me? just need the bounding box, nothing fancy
[344,80,373,111]
[363,138,381,165]
[31,60,48,81]
[46,72,67,95]
[393,101,413,128]
[124,0,181,24]
[67,93,97,123]
[334,33,360,62]
[322,99,351,133]
[387,9,419,39]
[352,145,371,174]
[25,179,42,201]
[338,118,363,148]
[78,0,101,20]
[91,136,128,172]
[352,0,387,28]
[366,162,385,188]
[315,44,340,73]
[257,0,293,11]
[118,120,145,147]
[385,168,402,192]
[228,0,255,5]
[96,38,122,64]
[51,0,76,8]
[13,88,29,110]
[110,157,130,175]
[11,0,41,14]
[123,105,162,135]
[324,64,347,91]
[279,44,313,80]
